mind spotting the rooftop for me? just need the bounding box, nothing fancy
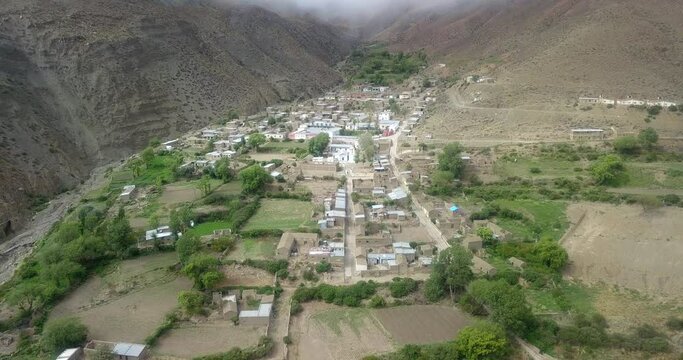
[112,343,146,357]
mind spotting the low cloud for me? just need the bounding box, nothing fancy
[224,0,457,23]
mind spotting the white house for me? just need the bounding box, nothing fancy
[201,129,221,140]
[119,185,136,202]
[145,226,174,242]
[378,119,400,133]
[264,132,285,141]
[378,110,393,122]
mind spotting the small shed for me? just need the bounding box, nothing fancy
[56,348,84,360]
[112,343,148,360]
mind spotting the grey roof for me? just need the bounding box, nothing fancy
[112,343,146,357]
[387,187,408,200]
[56,348,80,360]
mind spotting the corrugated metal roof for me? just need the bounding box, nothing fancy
[112,343,146,357]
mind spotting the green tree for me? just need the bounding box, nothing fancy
[468,279,535,335]
[590,154,626,186]
[476,227,495,244]
[6,280,49,312]
[358,133,375,162]
[128,158,144,178]
[455,321,510,360]
[41,317,88,352]
[428,245,473,300]
[308,133,330,156]
[248,133,267,150]
[214,158,233,183]
[182,253,222,289]
[613,136,640,155]
[200,270,223,289]
[176,235,202,264]
[239,164,273,194]
[141,146,155,167]
[107,208,134,254]
[438,142,465,178]
[197,175,213,197]
[178,290,206,315]
[429,170,456,195]
[170,205,193,234]
[532,240,568,271]
[638,127,659,149]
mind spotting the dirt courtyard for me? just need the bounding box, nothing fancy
[155,320,266,358]
[562,202,683,298]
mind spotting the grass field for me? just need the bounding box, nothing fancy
[493,199,568,240]
[242,199,315,231]
[526,283,597,314]
[213,181,243,196]
[155,321,265,358]
[227,236,278,260]
[185,220,234,238]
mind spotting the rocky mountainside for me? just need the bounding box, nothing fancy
[374,0,683,104]
[0,0,354,237]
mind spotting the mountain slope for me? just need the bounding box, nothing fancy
[0,0,354,238]
[375,0,683,103]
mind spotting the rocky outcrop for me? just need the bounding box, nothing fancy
[0,0,354,236]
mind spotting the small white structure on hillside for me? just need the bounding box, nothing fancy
[119,185,136,202]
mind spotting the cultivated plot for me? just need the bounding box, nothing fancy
[242,199,315,231]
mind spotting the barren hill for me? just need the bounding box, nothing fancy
[0,0,354,236]
[375,0,683,104]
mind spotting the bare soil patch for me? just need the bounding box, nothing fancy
[50,253,191,342]
[249,152,295,162]
[155,320,266,358]
[159,184,202,205]
[374,305,472,344]
[289,303,394,360]
[217,264,273,287]
[562,202,683,298]
[391,225,433,245]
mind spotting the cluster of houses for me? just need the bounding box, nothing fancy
[276,231,345,268]
[578,96,678,108]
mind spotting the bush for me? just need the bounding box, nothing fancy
[178,290,206,315]
[290,300,303,315]
[211,236,236,253]
[665,316,683,331]
[369,295,386,308]
[388,277,419,298]
[242,259,288,274]
[661,194,681,206]
[302,269,319,282]
[292,281,377,307]
[529,167,541,174]
[283,335,292,345]
[315,261,332,274]
[455,321,510,360]
[613,136,640,155]
[145,311,179,345]
[42,317,88,352]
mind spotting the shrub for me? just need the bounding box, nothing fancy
[665,316,683,331]
[529,167,541,174]
[283,335,292,345]
[614,136,640,155]
[290,300,303,315]
[315,261,332,274]
[178,290,206,315]
[369,295,386,308]
[242,259,288,274]
[661,194,681,206]
[389,277,419,298]
[41,317,88,352]
[455,321,510,360]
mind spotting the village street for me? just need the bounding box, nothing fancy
[343,166,357,281]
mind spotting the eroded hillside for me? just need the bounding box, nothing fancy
[375,0,683,104]
[0,0,354,236]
